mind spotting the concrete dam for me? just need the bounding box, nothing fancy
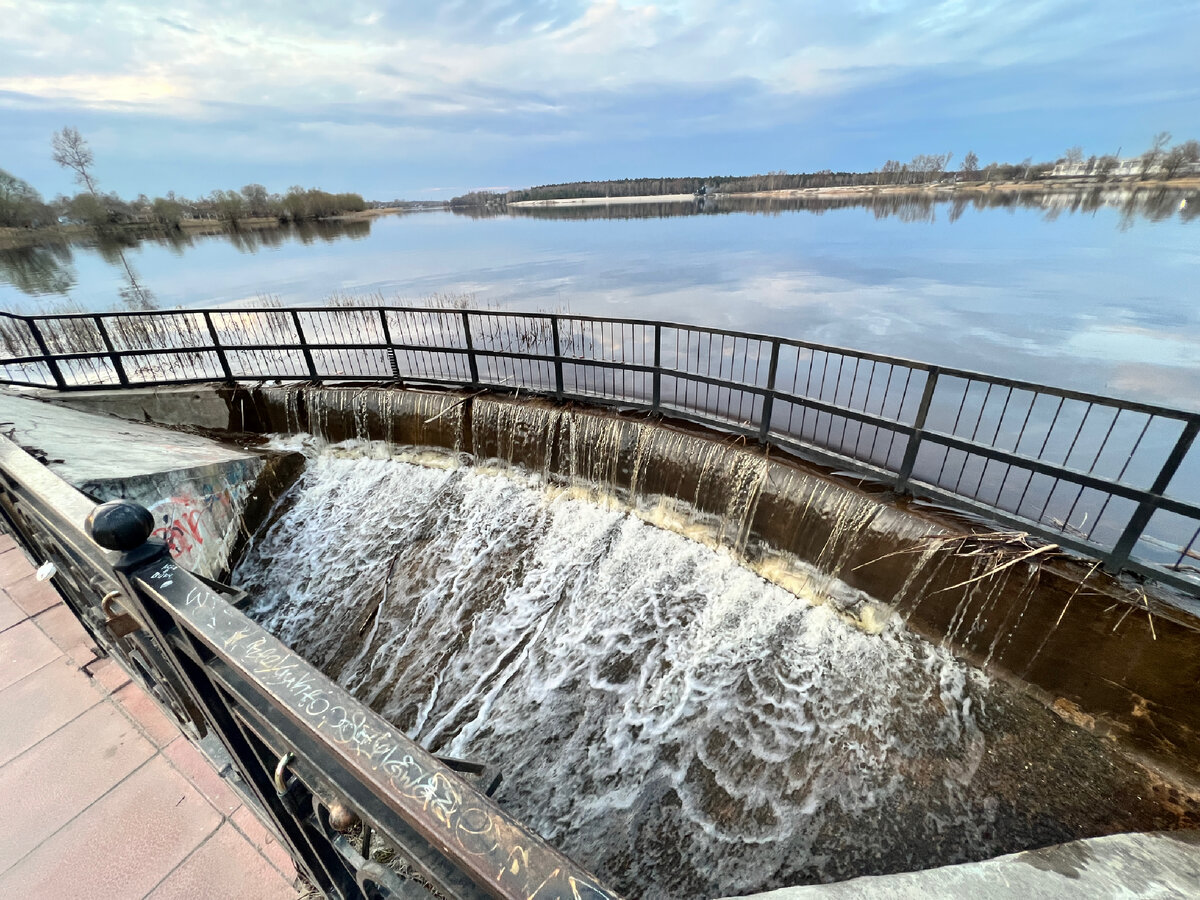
[3,380,1198,899]
[1,306,1198,898]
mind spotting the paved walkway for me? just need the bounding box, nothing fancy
[0,532,302,898]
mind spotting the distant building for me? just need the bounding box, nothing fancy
[1050,158,1148,178]
[1049,158,1200,178]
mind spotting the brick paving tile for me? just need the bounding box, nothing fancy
[146,821,298,900]
[231,804,298,880]
[0,547,34,584]
[0,534,18,553]
[0,658,100,766]
[5,572,62,617]
[113,681,183,748]
[0,593,23,633]
[0,702,155,871]
[89,654,133,694]
[0,755,222,898]
[0,618,63,692]
[163,735,242,816]
[31,601,97,664]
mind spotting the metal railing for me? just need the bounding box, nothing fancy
[1,306,1198,595]
[0,434,619,900]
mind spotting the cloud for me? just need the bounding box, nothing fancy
[0,1,1196,197]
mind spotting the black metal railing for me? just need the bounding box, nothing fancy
[0,434,619,900]
[1,306,1198,595]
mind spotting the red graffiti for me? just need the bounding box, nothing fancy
[153,507,206,558]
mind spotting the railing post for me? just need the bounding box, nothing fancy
[93,315,129,387]
[461,311,480,385]
[652,324,662,411]
[201,312,233,383]
[1106,418,1199,573]
[549,315,564,398]
[894,366,940,494]
[377,308,401,379]
[290,310,319,381]
[758,340,780,443]
[25,318,67,391]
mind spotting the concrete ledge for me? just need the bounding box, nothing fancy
[731,829,1200,899]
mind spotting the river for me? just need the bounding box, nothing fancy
[1,187,1197,408]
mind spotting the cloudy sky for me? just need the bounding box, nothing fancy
[2,1,1197,200]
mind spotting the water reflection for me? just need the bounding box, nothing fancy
[0,217,374,300]
[458,186,1199,225]
[0,244,77,296]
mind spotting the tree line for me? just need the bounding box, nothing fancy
[1,127,365,230]
[450,134,1200,206]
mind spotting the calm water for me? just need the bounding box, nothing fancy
[2,188,1197,408]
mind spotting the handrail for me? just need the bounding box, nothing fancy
[0,434,620,899]
[1,305,1198,596]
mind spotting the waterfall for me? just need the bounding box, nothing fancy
[233,438,1187,899]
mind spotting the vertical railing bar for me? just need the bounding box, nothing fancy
[1061,402,1095,467]
[971,386,1014,497]
[994,391,1038,508]
[550,315,564,397]
[816,351,832,441]
[825,354,845,447]
[851,359,878,457]
[378,308,401,379]
[201,312,233,383]
[1107,418,1200,571]
[895,366,940,493]
[952,382,994,492]
[867,363,895,463]
[652,324,662,411]
[1036,402,1096,524]
[883,367,913,465]
[461,311,479,385]
[94,315,129,387]
[840,357,861,451]
[934,378,971,485]
[1062,407,1122,535]
[289,309,319,380]
[1174,522,1200,570]
[26,318,67,390]
[1086,414,1154,542]
[758,340,780,443]
[1014,394,1065,514]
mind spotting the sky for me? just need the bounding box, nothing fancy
[1,1,1198,201]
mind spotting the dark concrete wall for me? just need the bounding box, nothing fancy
[51,383,1200,780]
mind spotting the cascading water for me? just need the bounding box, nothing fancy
[234,438,1188,899]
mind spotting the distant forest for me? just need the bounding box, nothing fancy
[1,127,365,231]
[449,136,1200,207]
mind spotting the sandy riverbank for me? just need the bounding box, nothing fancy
[509,193,696,207]
[506,178,1200,208]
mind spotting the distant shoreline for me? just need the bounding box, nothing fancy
[0,207,408,251]
[507,177,1200,208]
[510,194,697,207]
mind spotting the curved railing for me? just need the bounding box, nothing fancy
[1,306,1198,596]
[0,434,619,900]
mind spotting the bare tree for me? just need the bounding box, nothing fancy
[961,151,979,179]
[51,127,98,194]
[1160,140,1199,179]
[1140,131,1171,179]
[1063,146,1083,165]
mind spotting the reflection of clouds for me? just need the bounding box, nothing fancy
[3,208,1197,412]
[1104,364,1200,412]
[1063,325,1200,369]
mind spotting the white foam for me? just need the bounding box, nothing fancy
[235,441,993,898]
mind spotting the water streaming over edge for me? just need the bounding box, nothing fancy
[234,437,1189,897]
